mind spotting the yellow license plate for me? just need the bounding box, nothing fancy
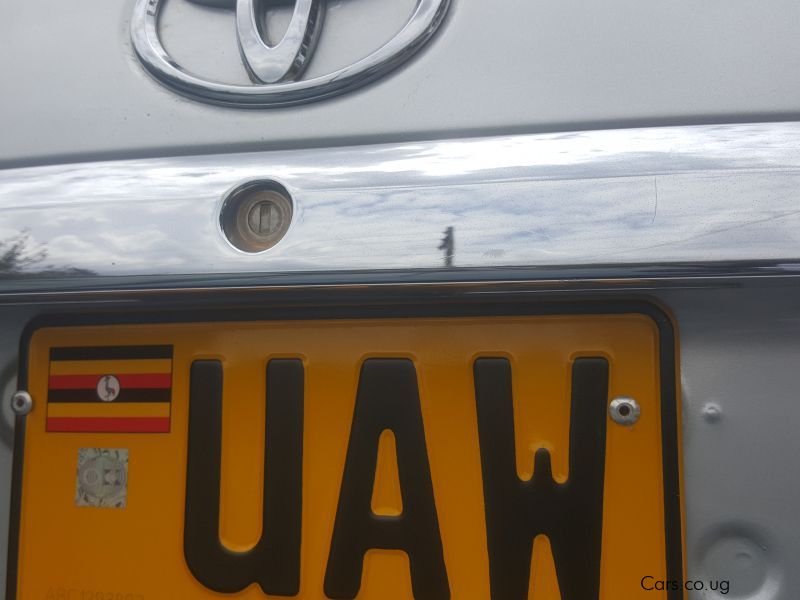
[9,306,683,600]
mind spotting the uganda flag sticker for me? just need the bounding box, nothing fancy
[46,345,173,433]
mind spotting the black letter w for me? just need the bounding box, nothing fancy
[474,358,608,600]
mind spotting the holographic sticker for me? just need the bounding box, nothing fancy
[75,448,128,508]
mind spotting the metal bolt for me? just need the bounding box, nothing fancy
[702,402,722,423]
[609,396,640,426]
[11,391,33,416]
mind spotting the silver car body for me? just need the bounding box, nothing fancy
[2,1,800,598]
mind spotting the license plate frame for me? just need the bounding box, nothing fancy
[6,298,684,600]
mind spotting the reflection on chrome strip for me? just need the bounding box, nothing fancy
[1,122,800,295]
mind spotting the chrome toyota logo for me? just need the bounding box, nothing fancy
[131,0,450,107]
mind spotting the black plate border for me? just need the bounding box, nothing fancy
[6,297,683,600]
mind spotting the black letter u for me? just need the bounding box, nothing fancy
[184,359,304,596]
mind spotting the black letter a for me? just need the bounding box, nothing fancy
[324,359,450,599]
[184,359,304,596]
[474,358,608,600]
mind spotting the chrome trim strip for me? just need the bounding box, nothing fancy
[2,122,800,296]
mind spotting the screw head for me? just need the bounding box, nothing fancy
[11,391,33,416]
[609,396,640,426]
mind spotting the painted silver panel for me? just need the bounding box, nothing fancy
[4,0,800,167]
[2,123,800,296]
